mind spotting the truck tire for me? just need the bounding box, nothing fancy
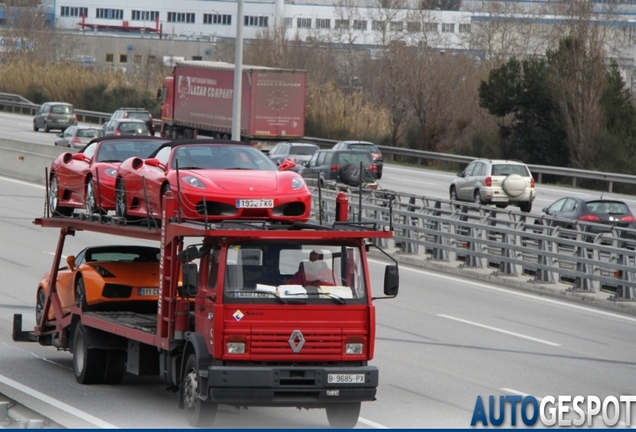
[103,349,126,385]
[326,402,361,428]
[48,175,74,217]
[73,324,107,384]
[182,354,217,427]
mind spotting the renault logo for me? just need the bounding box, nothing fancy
[288,330,305,353]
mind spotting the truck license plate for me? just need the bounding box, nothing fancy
[138,288,159,296]
[327,374,365,384]
[236,199,274,208]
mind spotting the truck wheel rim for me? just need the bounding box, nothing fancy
[183,370,198,411]
[75,333,85,374]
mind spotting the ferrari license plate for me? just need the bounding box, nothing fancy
[327,374,366,384]
[236,199,274,208]
[138,288,159,296]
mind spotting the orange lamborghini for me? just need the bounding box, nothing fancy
[36,245,161,323]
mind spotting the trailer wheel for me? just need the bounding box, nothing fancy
[49,174,74,217]
[103,349,126,385]
[75,276,89,311]
[35,288,46,324]
[73,324,107,384]
[326,402,361,428]
[182,354,217,427]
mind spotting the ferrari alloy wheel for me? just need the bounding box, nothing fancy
[35,289,46,324]
[115,179,128,219]
[48,175,74,216]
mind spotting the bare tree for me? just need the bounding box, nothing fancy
[365,0,408,47]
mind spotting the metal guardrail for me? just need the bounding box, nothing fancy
[1,92,635,192]
[312,183,636,301]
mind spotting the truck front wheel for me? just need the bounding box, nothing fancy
[182,354,217,427]
[73,324,107,384]
[326,402,361,428]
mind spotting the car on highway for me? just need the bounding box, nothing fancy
[114,139,311,223]
[449,159,536,212]
[36,245,161,323]
[267,142,320,169]
[298,149,378,188]
[541,196,636,234]
[55,125,105,148]
[332,140,384,179]
[108,107,156,136]
[48,136,168,216]
[103,118,151,137]
[33,102,77,133]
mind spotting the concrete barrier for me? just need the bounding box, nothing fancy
[0,139,65,184]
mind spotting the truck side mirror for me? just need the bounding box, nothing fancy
[383,265,399,297]
[180,263,198,297]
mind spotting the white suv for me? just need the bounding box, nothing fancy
[449,159,536,212]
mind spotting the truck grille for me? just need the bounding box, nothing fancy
[250,329,341,356]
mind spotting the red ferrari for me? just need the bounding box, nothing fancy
[48,136,168,216]
[114,139,311,222]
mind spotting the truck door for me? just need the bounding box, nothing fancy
[196,246,220,352]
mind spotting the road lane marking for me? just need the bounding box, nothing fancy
[358,417,389,428]
[0,373,117,428]
[368,259,636,324]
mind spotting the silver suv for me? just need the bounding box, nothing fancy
[449,159,536,212]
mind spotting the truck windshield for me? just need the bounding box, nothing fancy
[217,241,367,304]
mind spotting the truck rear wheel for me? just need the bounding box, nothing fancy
[326,402,361,428]
[73,324,107,384]
[182,354,217,427]
[103,349,126,385]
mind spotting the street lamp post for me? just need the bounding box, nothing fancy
[231,0,244,141]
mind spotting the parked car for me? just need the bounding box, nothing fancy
[299,149,378,187]
[36,245,161,323]
[48,136,168,216]
[541,196,636,234]
[108,107,156,136]
[449,159,536,212]
[114,139,311,223]
[55,126,105,148]
[33,102,77,133]
[267,142,320,169]
[332,141,384,179]
[104,118,151,137]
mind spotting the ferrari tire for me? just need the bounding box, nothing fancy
[49,174,74,216]
[115,179,128,219]
[35,289,46,324]
[75,276,89,311]
[182,354,218,427]
[73,323,107,384]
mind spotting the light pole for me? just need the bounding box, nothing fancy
[231,0,244,141]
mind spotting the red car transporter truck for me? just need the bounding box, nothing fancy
[159,61,306,145]
[13,192,399,428]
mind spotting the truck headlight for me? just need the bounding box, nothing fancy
[345,343,363,355]
[226,342,246,354]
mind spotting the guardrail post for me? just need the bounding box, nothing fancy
[531,222,556,284]
[401,196,419,254]
[608,251,636,301]
[428,200,448,261]
[496,219,521,276]
[458,206,483,268]
[568,239,598,293]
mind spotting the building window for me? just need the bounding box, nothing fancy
[284,17,292,28]
[96,8,123,20]
[407,21,421,32]
[297,17,311,28]
[119,54,127,63]
[424,22,438,32]
[105,53,114,62]
[60,6,88,17]
[316,18,330,29]
[390,21,403,31]
[244,16,268,27]
[131,10,159,21]
[442,23,454,33]
[353,20,367,30]
[167,12,195,23]
[335,19,349,29]
[372,20,385,31]
[203,13,231,25]
[148,55,156,65]
[459,23,471,33]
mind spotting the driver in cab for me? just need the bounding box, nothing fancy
[287,250,337,286]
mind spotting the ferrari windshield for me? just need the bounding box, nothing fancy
[156,145,278,170]
[209,241,367,304]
